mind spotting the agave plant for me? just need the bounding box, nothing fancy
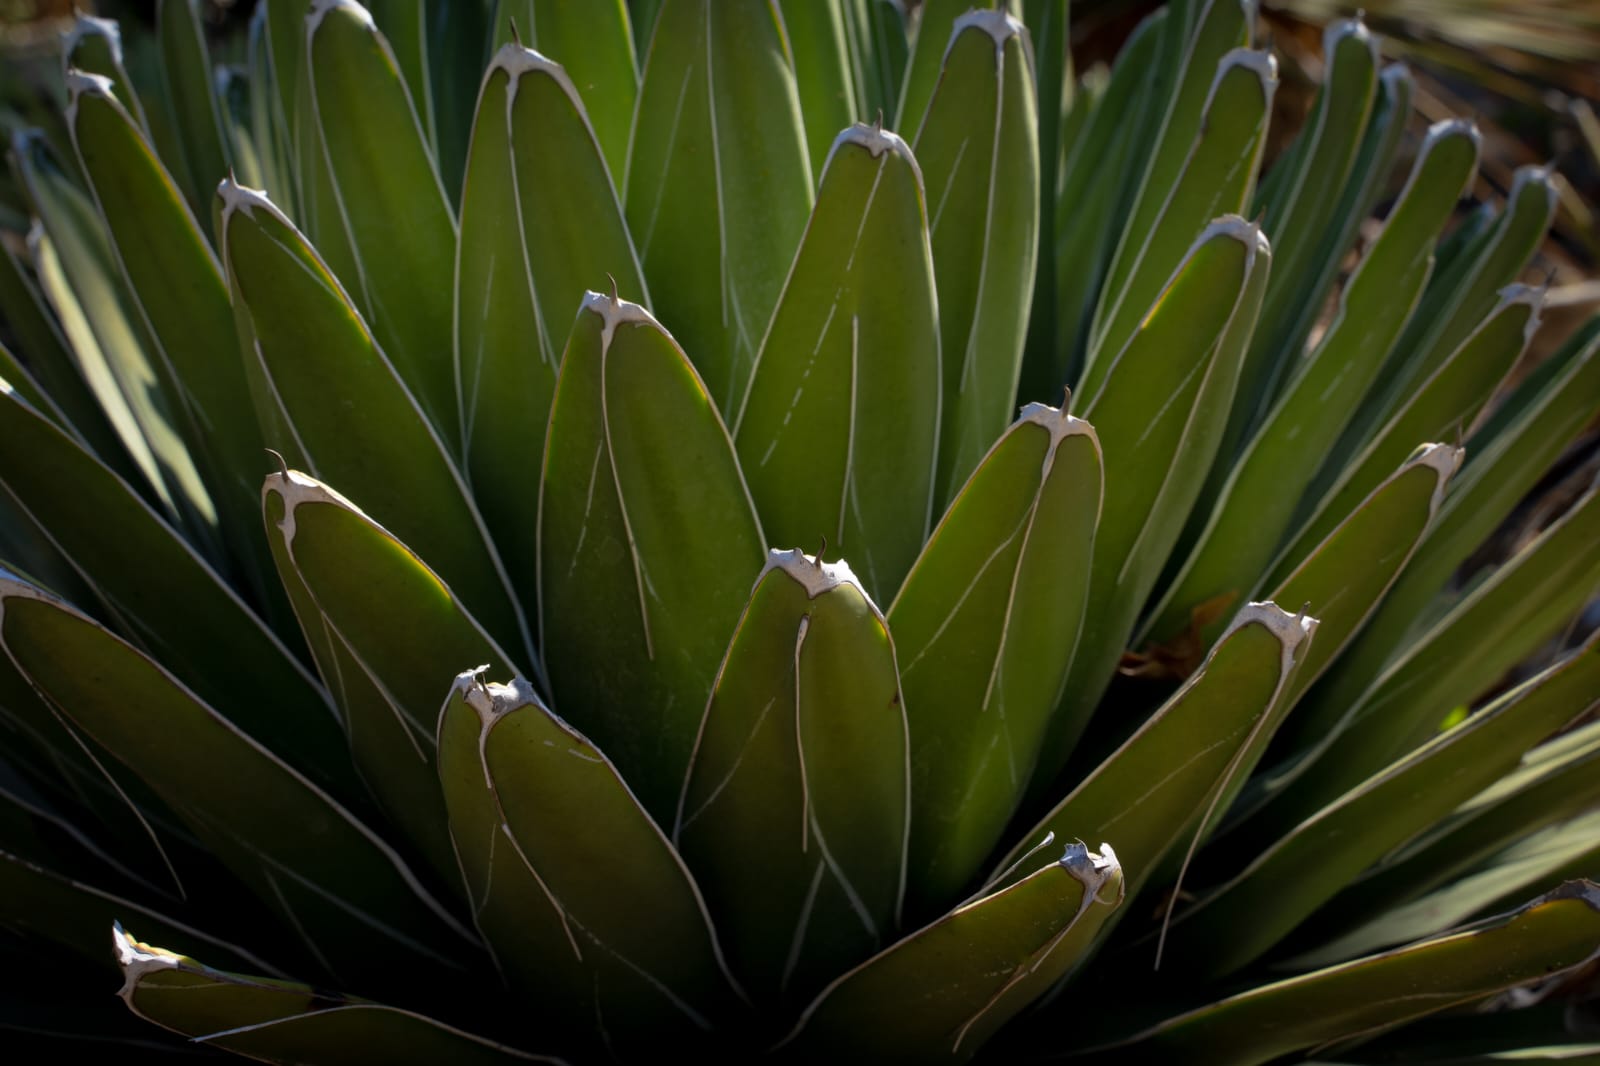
[1,0,1598,1061]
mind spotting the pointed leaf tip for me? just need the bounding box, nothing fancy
[760,547,875,604]
[948,8,1027,52]
[305,0,374,33]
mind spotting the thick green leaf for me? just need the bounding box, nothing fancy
[1323,716,1600,934]
[538,293,765,822]
[780,0,859,185]
[1083,883,1600,1066]
[1283,320,1600,761]
[1017,9,1164,401]
[369,1,437,157]
[1019,0,1071,392]
[114,927,555,1064]
[895,0,968,135]
[1254,61,1417,417]
[733,124,939,601]
[1161,631,1600,977]
[0,231,133,477]
[840,0,910,123]
[1149,441,1459,679]
[676,551,908,1005]
[262,0,305,213]
[0,382,348,794]
[1082,48,1274,396]
[66,74,272,593]
[1236,17,1378,425]
[1332,163,1556,475]
[1145,120,1479,649]
[1274,285,1540,581]
[1382,164,1558,409]
[218,181,533,670]
[263,470,518,882]
[1293,807,1600,967]
[0,571,474,985]
[625,0,813,416]
[456,46,648,617]
[215,66,266,192]
[12,131,215,545]
[914,10,1041,503]
[246,3,294,211]
[1083,0,1255,381]
[992,604,1314,919]
[434,675,592,1050]
[452,672,744,1045]
[154,0,232,218]
[1032,218,1271,795]
[0,644,188,887]
[61,15,152,138]
[1255,444,1460,704]
[0,340,67,430]
[288,34,360,285]
[305,0,459,442]
[778,842,1123,1063]
[891,406,1100,912]
[1265,474,1600,828]
[491,0,638,185]
[0,848,277,976]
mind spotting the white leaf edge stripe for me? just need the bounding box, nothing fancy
[0,565,476,950]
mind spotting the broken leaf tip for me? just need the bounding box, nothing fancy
[1017,402,1098,448]
[1326,14,1377,55]
[487,42,564,81]
[216,176,283,224]
[1422,116,1480,153]
[451,666,541,727]
[1217,47,1279,89]
[1221,601,1319,662]
[63,12,123,55]
[581,288,659,350]
[112,923,180,1001]
[1408,441,1465,489]
[62,69,116,122]
[762,547,870,602]
[1196,214,1271,263]
[950,8,1026,48]
[1060,842,1122,898]
[306,0,374,33]
[832,122,913,161]
[1497,281,1547,325]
